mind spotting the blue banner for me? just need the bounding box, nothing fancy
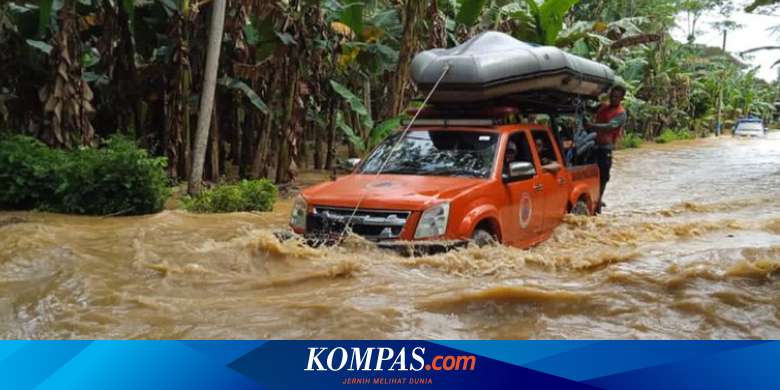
[1,341,779,390]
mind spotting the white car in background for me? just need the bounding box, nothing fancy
[733,119,767,137]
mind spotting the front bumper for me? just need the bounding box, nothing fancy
[375,239,469,256]
[273,230,468,256]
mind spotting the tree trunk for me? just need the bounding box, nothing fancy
[180,68,192,180]
[251,111,272,178]
[324,102,337,170]
[207,99,220,183]
[229,95,241,166]
[314,108,324,169]
[188,0,227,196]
[275,59,300,184]
[116,0,139,140]
[240,105,254,179]
[43,0,96,148]
[179,0,192,180]
[300,121,309,169]
[362,76,372,142]
[381,0,423,121]
[251,73,280,178]
[344,101,359,158]
[164,8,190,180]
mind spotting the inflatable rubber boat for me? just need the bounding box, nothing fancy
[411,31,614,105]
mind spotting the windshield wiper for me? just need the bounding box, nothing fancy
[430,169,481,177]
[362,168,421,175]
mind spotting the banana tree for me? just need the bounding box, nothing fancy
[461,0,585,45]
[322,0,404,150]
[517,0,582,45]
[329,80,403,155]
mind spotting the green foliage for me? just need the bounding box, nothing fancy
[654,129,695,144]
[368,9,401,37]
[0,136,169,215]
[25,39,52,54]
[538,0,582,45]
[36,0,53,38]
[456,0,488,26]
[679,129,695,140]
[654,130,676,144]
[330,80,374,129]
[56,137,170,215]
[506,0,582,45]
[619,132,644,149]
[0,135,63,210]
[182,180,278,213]
[4,0,779,185]
[335,112,405,155]
[368,116,402,150]
[336,111,366,152]
[340,0,365,35]
[218,76,268,114]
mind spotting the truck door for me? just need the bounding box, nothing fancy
[531,129,570,233]
[501,131,545,246]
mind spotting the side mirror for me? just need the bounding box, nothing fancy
[341,158,361,171]
[504,161,536,182]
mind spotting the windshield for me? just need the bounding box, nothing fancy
[736,122,763,131]
[359,130,498,178]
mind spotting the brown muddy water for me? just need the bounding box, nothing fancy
[2,134,780,339]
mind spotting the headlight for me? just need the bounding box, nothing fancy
[415,202,450,239]
[290,195,308,230]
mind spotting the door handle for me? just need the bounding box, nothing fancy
[558,178,567,186]
[534,183,543,193]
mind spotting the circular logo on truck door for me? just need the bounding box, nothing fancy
[519,192,533,229]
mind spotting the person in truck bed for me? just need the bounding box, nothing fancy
[586,84,627,213]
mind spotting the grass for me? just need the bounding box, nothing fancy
[619,132,644,149]
[654,128,695,144]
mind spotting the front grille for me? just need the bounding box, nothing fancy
[307,207,411,241]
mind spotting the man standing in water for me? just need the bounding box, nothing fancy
[587,85,627,214]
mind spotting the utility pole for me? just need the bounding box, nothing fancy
[715,29,727,137]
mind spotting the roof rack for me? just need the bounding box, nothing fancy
[402,106,520,127]
[406,106,519,118]
[399,118,506,127]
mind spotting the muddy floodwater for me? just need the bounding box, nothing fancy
[2,134,780,339]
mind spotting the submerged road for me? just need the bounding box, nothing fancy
[1,133,779,339]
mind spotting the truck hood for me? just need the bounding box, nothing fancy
[300,174,488,211]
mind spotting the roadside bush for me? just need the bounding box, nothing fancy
[182,179,278,213]
[0,135,64,209]
[655,128,695,144]
[56,137,169,215]
[619,132,643,149]
[655,129,676,144]
[677,128,695,140]
[0,136,169,215]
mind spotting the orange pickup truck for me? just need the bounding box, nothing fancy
[289,117,600,251]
